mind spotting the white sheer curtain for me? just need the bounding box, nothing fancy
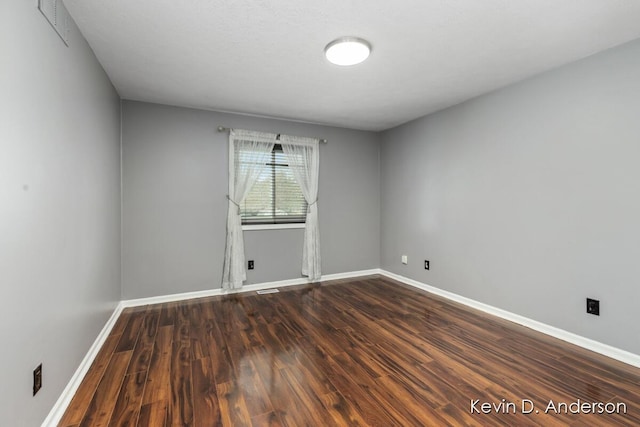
[280,135,321,281]
[222,129,276,290]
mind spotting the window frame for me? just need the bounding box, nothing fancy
[240,143,308,230]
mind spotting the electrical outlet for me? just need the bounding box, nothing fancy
[33,364,42,396]
[424,260,430,270]
[401,255,408,265]
[248,260,254,270]
[586,298,600,316]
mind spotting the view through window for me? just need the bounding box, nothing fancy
[240,144,307,224]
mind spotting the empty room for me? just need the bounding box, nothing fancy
[3,0,640,426]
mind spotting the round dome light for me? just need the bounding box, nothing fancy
[324,37,371,66]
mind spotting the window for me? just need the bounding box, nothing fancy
[240,144,307,225]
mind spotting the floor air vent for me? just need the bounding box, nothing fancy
[256,289,279,295]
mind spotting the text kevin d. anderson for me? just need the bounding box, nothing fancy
[470,398,627,415]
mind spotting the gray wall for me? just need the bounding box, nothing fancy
[122,101,380,299]
[0,2,121,426]
[381,39,640,355]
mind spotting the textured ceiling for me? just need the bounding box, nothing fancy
[64,0,640,131]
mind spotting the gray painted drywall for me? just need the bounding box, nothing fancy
[121,101,380,299]
[0,2,121,426]
[381,38,640,355]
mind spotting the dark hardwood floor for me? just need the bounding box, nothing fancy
[59,275,640,426]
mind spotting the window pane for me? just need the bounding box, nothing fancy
[241,166,273,222]
[275,165,307,220]
[241,146,307,224]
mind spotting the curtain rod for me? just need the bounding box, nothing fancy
[217,126,327,144]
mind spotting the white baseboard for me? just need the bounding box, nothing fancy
[121,268,381,308]
[42,301,125,427]
[319,268,382,282]
[379,269,640,369]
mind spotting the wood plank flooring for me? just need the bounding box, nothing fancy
[59,276,640,426]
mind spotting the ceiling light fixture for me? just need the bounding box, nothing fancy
[324,37,371,66]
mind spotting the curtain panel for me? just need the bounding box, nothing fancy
[280,135,321,281]
[221,130,276,289]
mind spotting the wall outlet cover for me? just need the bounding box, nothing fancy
[33,364,42,396]
[586,298,600,316]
